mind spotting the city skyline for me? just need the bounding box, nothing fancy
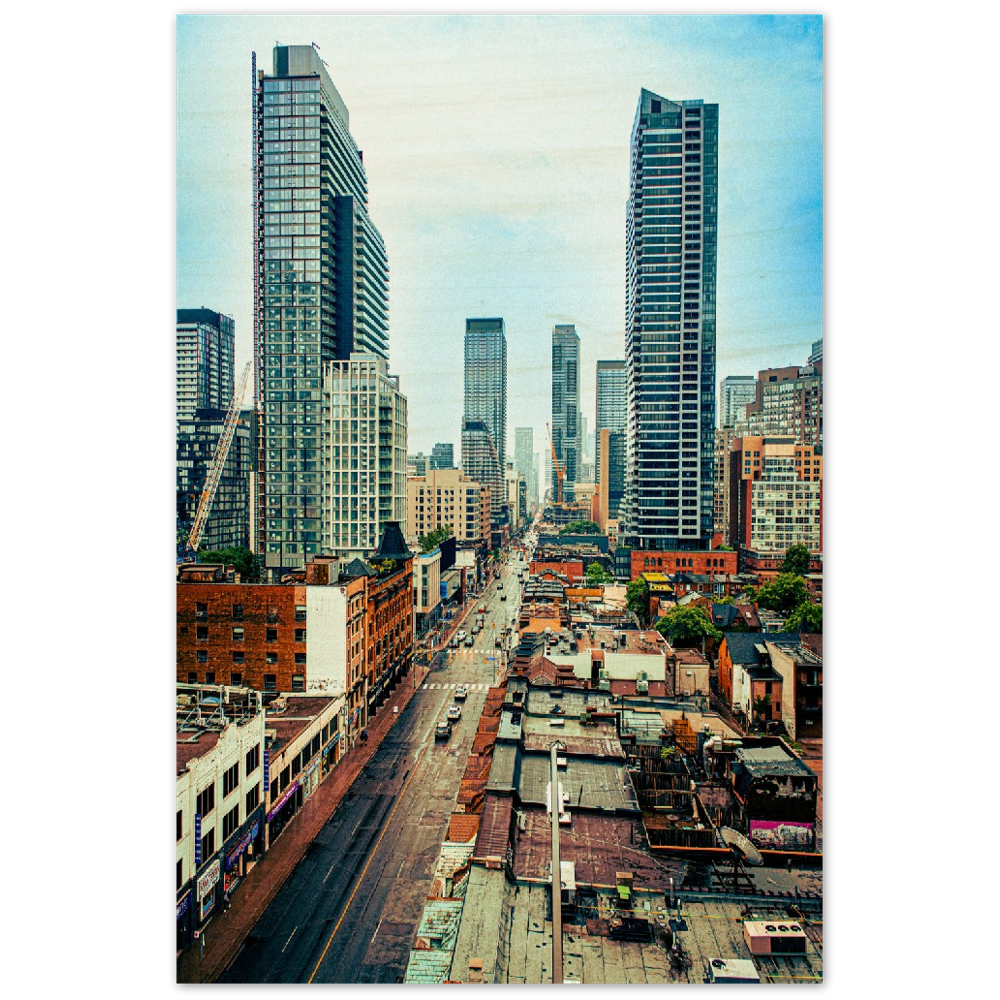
[177,15,822,458]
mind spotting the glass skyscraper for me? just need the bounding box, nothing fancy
[462,318,507,522]
[254,45,391,568]
[551,324,580,500]
[623,89,718,551]
[596,359,627,519]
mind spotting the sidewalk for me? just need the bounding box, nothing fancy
[177,659,431,984]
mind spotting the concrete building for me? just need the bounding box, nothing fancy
[768,638,823,741]
[430,442,454,470]
[407,452,430,477]
[406,468,491,548]
[463,318,507,523]
[551,324,580,499]
[323,354,407,561]
[595,360,626,522]
[513,427,534,503]
[623,91,718,555]
[728,435,822,574]
[505,463,525,532]
[744,364,823,452]
[414,547,443,635]
[254,44,394,569]
[177,409,253,553]
[719,375,756,428]
[176,685,265,953]
[177,308,235,422]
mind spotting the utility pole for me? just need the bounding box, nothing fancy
[550,742,564,984]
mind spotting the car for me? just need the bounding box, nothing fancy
[501,594,507,601]
[435,720,452,741]
[456,630,467,640]
[498,582,503,590]
[479,605,487,613]
[447,705,462,721]
[449,637,459,649]
[454,685,468,700]
[464,636,474,646]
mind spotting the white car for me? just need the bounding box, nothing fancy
[456,630,467,640]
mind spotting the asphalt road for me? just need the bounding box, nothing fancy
[219,548,529,984]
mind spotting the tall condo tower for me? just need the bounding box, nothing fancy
[253,45,397,569]
[462,318,507,522]
[551,324,580,500]
[623,90,718,551]
[596,359,627,519]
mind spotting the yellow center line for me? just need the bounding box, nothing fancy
[307,747,424,983]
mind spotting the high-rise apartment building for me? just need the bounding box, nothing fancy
[462,318,507,519]
[323,355,407,560]
[254,45,393,569]
[719,375,756,428]
[406,469,491,547]
[808,337,823,366]
[551,324,580,499]
[177,308,235,420]
[430,442,454,470]
[596,360,627,520]
[623,90,718,552]
[745,364,823,451]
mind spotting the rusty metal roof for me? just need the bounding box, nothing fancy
[447,813,481,844]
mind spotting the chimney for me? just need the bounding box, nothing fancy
[468,959,484,984]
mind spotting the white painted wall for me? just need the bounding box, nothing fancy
[306,585,348,694]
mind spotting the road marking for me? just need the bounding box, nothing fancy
[281,926,298,953]
[307,751,424,983]
[322,863,336,885]
[370,917,383,946]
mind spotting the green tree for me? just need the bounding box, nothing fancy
[785,599,823,634]
[782,543,812,576]
[751,695,771,731]
[654,605,722,644]
[198,546,259,579]
[585,561,613,585]
[754,573,811,613]
[716,595,734,605]
[559,520,602,536]
[418,524,453,553]
[626,577,651,625]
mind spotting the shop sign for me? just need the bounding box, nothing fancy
[194,813,202,867]
[200,892,216,920]
[225,821,260,871]
[330,731,341,745]
[197,858,221,901]
[303,758,320,783]
[264,748,270,787]
[176,890,192,920]
[266,780,300,821]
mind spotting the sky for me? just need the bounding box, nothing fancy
[176,13,822,461]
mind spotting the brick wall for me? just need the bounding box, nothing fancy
[631,549,737,580]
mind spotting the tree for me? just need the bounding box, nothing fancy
[626,577,651,625]
[418,524,452,553]
[785,599,823,634]
[782,543,812,576]
[585,561,613,585]
[197,546,259,580]
[654,605,722,644]
[754,573,811,614]
[751,695,771,732]
[559,520,602,536]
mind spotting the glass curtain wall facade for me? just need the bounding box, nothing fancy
[551,325,580,500]
[623,89,718,551]
[596,360,627,519]
[462,318,507,520]
[255,45,390,569]
[176,309,235,421]
[719,375,756,428]
[514,426,534,502]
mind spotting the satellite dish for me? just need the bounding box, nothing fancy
[719,827,764,867]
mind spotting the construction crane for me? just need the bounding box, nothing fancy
[547,422,565,506]
[185,361,252,557]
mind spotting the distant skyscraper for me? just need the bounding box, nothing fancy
[596,360,627,519]
[463,318,507,520]
[514,427,534,501]
[551,324,580,499]
[254,44,392,569]
[430,442,454,470]
[623,90,718,551]
[176,308,235,421]
[808,337,823,366]
[719,375,756,428]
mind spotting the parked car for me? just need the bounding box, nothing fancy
[479,605,487,613]
[435,720,452,741]
[449,636,459,648]
[501,594,507,601]
[454,685,468,700]
[447,705,462,722]
[464,636,474,646]
[498,582,503,590]
[457,630,467,640]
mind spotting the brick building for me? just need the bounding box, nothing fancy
[631,548,737,581]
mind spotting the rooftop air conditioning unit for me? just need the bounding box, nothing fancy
[636,679,649,694]
[743,920,808,956]
[708,958,760,984]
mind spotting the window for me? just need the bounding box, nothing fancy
[223,761,240,797]
[196,650,208,663]
[230,671,243,686]
[187,672,198,684]
[295,628,306,642]
[270,777,278,800]
[177,809,183,842]
[266,628,278,642]
[292,675,305,692]
[232,603,244,621]
[291,755,301,778]
[267,606,279,623]
[264,672,277,690]
[196,626,208,641]
[295,605,307,622]
[222,805,240,840]
[246,784,260,814]
[246,744,260,775]
[195,602,208,619]
[205,671,215,685]
[232,651,245,664]
[280,765,290,791]
[196,784,215,817]
[200,829,215,861]
[295,652,306,665]
[232,627,245,642]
